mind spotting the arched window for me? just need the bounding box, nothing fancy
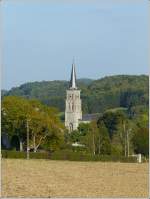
[69,123,73,132]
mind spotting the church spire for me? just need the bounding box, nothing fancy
[69,59,77,89]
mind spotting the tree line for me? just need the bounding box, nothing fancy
[1,95,149,157]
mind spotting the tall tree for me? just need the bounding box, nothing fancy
[132,127,149,156]
[97,121,111,155]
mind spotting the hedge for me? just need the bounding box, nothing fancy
[1,150,50,159]
[50,150,138,162]
[1,150,139,162]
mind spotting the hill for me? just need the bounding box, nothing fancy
[2,75,148,114]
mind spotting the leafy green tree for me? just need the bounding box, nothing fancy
[2,96,31,150]
[132,127,149,156]
[97,110,136,156]
[97,111,126,138]
[80,121,98,155]
[97,121,111,155]
[26,104,64,152]
[79,121,111,155]
[78,123,91,136]
[69,130,81,143]
[135,113,149,128]
[2,96,64,152]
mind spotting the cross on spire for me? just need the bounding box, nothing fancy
[69,58,77,89]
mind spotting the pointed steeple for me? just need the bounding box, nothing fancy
[69,59,77,89]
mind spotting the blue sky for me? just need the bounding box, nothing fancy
[2,0,148,90]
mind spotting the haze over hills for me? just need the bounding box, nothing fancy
[2,75,148,114]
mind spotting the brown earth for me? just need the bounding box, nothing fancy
[1,159,149,198]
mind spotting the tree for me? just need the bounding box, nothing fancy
[1,96,31,151]
[132,127,149,156]
[76,121,97,154]
[111,119,134,156]
[25,103,64,152]
[97,110,135,156]
[79,121,111,155]
[78,123,91,136]
[1,96,64,152]
[90,121,98,155]
[97,121,111,155]
[97,111,126,138]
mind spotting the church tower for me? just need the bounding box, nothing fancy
[65,61,82,132]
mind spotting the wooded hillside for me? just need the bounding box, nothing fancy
[2,75,148,114]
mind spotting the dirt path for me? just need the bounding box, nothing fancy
[1,159,149,197]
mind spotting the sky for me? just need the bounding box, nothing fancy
[1,0,149,90]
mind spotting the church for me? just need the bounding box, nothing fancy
[65,61,82,132]
[65,62,100,132]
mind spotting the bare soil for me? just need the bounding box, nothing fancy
[1,159,149,198]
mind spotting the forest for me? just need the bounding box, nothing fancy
[2,75,148,114]
[1,75,149,159]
